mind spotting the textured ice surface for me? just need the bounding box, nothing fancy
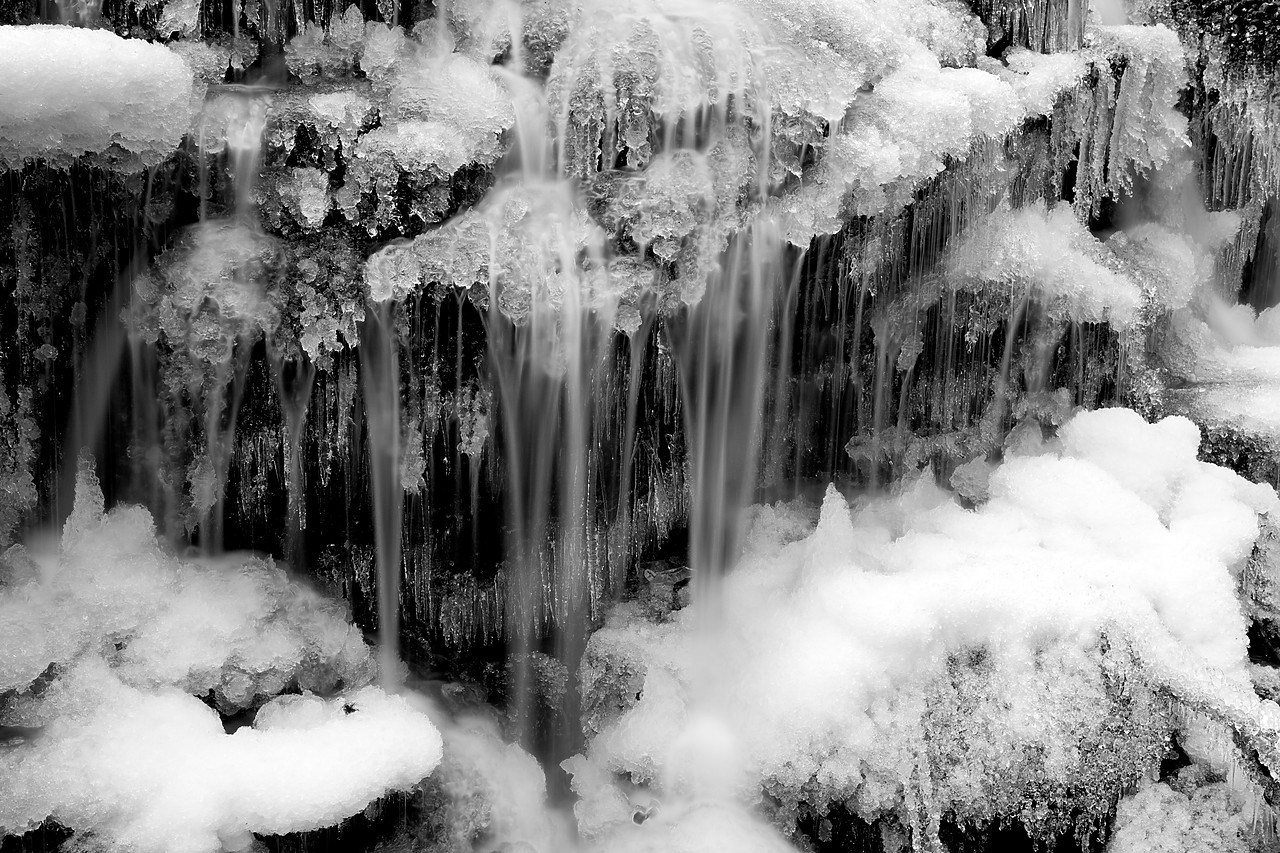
[943,197,1231,331]
[1089,24,1190,190]
[1159,299,1280,445]
[0,462,375,705]
[0,25,195,169]
[278,9,514,236]
[997,48,1090,116]
[131,220,286,365]
[1074,24,1191,217]
[1107,772,1251,853]
[776,44,1027,240]
[947,202,1142,327]
[365,179,606,314]
[342,41,514,233]
[0,464,442,851]
[292,6,1192,320]
[1,663,442,853]
[537,0,1056,247]
[569,408,1280,841]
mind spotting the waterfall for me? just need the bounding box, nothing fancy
[362,300,405,688]
[4,1,1280,851]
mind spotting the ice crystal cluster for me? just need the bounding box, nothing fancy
[363,0,1100,316]
[1108,769,1255,853]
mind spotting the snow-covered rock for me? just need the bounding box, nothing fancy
[0,462,443,852]
[0,25,196,169]
[568,408,1280,846]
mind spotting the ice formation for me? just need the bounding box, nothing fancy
[1,667,443,853]
[1,0,1279,845]
[131,221,286,359]
[568,408,1280,845]
[1157,298,1280,458]
[941,200,1229,332]
[1107,772,1253,853]
[0,25,196,169]
[946,202,1144,328]
[0,464,443,851]
[1082,25,1190,204]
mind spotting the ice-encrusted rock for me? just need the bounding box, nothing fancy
[947,201,1143,328]
[0,25,196,169]
[0,460,376,707]
[1106,771,1252,853]
[0,663,443,853]
[1154,299,1280,486]
[568,408,1280,846]
[339,46,514,234]
[0,462,442,853]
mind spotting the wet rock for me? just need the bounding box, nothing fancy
[632,561,692,621]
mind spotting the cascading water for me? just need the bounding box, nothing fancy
[362,300,405,688]
[6,1,1280,852]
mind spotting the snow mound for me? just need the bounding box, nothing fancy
[0,459,374,706]
[570,408,1279,843]
[0,461,442,851]
[1,661,443,853]
[0,25,195,169]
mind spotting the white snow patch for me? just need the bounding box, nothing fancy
[0,25,195,168]
[568,408,1279,838]
[1,662,443,853]
[0,465,443,851]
